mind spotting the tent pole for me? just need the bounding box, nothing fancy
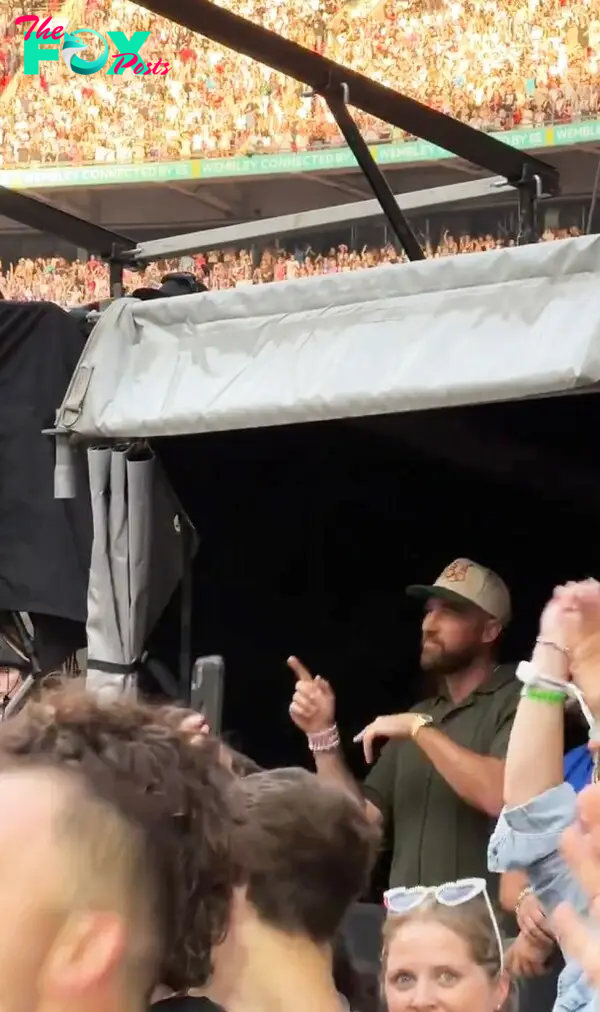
[516,166,542,246]
[179,517,193,703]
[109,249,125,299]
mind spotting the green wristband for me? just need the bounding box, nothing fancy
[524,686,566,705]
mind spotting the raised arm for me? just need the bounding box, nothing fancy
[489,586,591,918]
[287,656,385,826]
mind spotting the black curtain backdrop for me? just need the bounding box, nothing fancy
[0,301,90,669]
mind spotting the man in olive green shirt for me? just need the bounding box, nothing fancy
[288,558,520,895]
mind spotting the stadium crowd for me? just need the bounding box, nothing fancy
[0,226,582,305]
[1,0,599,166]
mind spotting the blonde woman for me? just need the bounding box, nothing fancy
[382,879,512,1012]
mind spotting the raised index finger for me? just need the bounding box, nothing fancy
[287,656,313,682]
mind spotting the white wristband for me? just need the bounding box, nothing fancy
[516,661,594,728]
[516,661,569,693]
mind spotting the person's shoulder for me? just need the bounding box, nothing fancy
[408,700,436,714]
[491,664,521,701]
[486,667,521,723]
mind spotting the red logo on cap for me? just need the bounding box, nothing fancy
[442,561,472,583]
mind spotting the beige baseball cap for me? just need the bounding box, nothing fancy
[406,558,511,626]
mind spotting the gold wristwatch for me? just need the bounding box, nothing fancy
[411,713,433,739]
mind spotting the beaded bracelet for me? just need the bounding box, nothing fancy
[514,886,533,916]
[307,724,340,753]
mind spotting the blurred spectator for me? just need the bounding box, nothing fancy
[0,690,244,996]
[197,767,380,1012]
[381,887,511,1012]
[1,0,599,167]
[0,226,582,307]
[0,763,163,1012]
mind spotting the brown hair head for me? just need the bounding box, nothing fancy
[0,689,243,992]
[237,767,381,944]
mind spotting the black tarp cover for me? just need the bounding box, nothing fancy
[0,302,91,669]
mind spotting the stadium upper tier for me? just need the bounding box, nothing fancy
[0,227,581,306]
[0,0,598,167]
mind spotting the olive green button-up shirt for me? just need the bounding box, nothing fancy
[363,665,520,895]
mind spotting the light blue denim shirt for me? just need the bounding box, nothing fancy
[488,783,592,1012]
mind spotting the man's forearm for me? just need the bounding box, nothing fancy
[414,726,505,816]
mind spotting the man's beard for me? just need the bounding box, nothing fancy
[420,640,481,677]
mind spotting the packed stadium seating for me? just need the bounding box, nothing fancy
[0,227,581,306]
[1,0,599,166]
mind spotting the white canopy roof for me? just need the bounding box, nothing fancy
[56,234,600,440]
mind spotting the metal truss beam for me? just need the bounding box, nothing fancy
[0,185,133,257]
[128,176,514,261]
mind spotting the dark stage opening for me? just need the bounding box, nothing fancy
[152,391,600,774]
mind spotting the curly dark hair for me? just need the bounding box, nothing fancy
[0,690,243,992]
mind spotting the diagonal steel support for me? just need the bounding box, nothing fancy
[325,83,424,261]
[0,185,133,257]
[0,185,137,294]
[135,0,560,197]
